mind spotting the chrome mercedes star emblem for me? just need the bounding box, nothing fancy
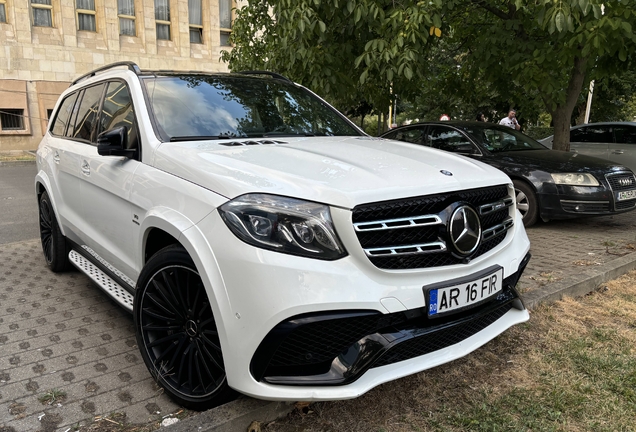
[449,205,482,255]
[185,320,198,337]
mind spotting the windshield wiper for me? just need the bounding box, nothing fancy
[169,134,235,142]
[262,132,317,137]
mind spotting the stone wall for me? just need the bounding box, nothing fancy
[0,0,240,151]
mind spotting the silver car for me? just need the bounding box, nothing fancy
[541,122,636,171]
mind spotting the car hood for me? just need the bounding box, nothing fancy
[494,149,628,173]
[153,136,511,208]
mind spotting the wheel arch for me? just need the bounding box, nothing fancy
[138,211,234,374]
[34,171,67,237]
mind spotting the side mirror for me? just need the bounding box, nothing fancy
[97,126,135,158]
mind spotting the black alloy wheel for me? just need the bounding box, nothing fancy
[513,180,538,227]
[134,245,236,410]
[38,191,71,272]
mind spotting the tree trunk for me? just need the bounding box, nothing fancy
[550,55,588,152]
[360,114,365,129]
[552,107,572,152]
[377,113,381,136]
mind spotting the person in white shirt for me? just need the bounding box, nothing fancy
[499,110,520,130]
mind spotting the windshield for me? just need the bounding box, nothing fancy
[142,75,361,141]
[457,124,547,153]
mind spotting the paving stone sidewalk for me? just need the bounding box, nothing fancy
[1,211,635,431]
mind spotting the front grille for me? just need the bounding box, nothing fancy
[616,200,636,210]
[352,185,512,269]
[561,200,610,213]
[373,303,512,367]
[606,172,636,191]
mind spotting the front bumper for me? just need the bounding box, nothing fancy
[252,252,529,386]
[538,184,636,220]
[189,205,531,401]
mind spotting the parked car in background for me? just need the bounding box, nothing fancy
[36,63,532,411]
[540,122,636,172]
[381,121,636,227]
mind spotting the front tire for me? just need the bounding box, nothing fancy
[134,245,236,411]
[38,191,71,272]
[513,180,538,227]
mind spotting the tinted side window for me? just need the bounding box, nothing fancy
[51,93,79,136]
[98,82,139,150]
[570,126,612,143]
[71,84,105,143]
[613,126,636,144]
[395,128,425,144]
[427,126,476,153]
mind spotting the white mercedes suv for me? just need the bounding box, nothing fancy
[36,62,531,410]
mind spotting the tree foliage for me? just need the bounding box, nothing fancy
[224,0,636,147]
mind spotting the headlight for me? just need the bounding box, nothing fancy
[219,194,347,260]
[551,173,600,186]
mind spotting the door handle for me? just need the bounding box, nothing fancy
[612,150,624,155]
[81,160,90,176]
[53,151,60,164]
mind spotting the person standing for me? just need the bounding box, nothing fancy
[499,109,520,130]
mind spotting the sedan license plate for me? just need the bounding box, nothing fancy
[617,189,636,201]
[428,268,503,317]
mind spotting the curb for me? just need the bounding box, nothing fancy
[0,159,36,167]
[167,398,294,432]
[522,250,636,309]
[166,251,636,432]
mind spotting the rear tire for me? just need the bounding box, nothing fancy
[134,245,236,411]
[38,191,71,272]
[513,180,538,227]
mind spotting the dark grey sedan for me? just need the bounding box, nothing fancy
[540,122,636,172]
[381,121,636,227]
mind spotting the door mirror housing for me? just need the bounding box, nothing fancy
[97,126,136,158]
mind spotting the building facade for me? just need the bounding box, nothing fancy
[0,0,237,151]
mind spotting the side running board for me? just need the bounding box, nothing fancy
[69,250,134,312]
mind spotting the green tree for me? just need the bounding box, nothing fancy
[224,1,636,150]
[437,0,636,150]
[222,0,444,121]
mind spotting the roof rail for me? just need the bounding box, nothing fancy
[71,61,142,86]
[237,70,293,83]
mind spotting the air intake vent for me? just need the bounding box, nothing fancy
[220,140,287,146]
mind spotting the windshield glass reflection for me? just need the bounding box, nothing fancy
[143,75,360,141]
[458,124,547,153]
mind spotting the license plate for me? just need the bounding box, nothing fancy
[617,190,636,201]
[427,268,503,317]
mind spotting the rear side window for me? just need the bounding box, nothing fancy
[613,126,636,144]
[570,126,612,143]
[51,92,79,136]
[98,81,139,150]
[71,84,106,142]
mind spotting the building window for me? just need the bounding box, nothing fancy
[76,0,96,31]
[0,0,7,23]
[0,109,25,130]
[118,0,135,36]
[188,0,202,44]
[31,0,53,27]
[155,0,170,40]
[219,0,232,46]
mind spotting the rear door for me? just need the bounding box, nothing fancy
[610,125,636,172]
[46,91,84,243]
[569,126,611,160]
